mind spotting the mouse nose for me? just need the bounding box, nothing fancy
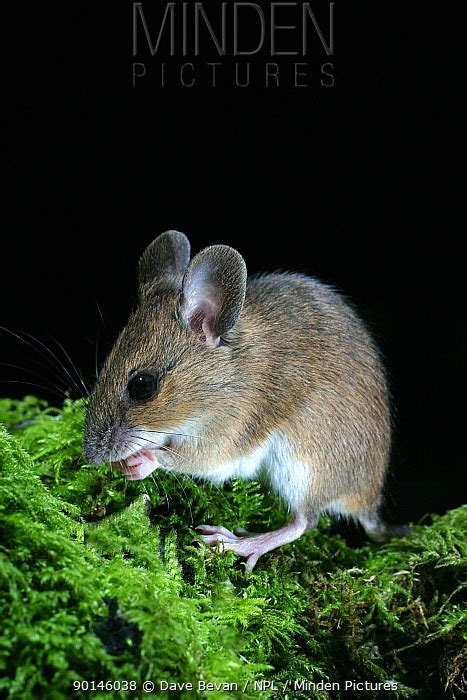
[82,430,102,465]
[83,439,95,464]
[83,419,133,465]
[82,420,111,465]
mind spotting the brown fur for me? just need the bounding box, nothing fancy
[83,231,406,548]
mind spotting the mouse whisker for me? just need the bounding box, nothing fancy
[120,435,193,522]
[0,363,74,401]
[128,435,198,473]
[0,329,75,398]
[94,326,100,381]
[22,330,86,399]
[159,444,194,470]
[132,427,203,440]
[151,472,171,512]
[128,435,224,522]
[0,326,87,400]
[49,335,89,398]
[0,379,70,401]
[165,469,195,526]
[93,299,115,379]
[203,480,238,519]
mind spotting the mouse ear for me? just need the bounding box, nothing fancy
[181,245,247,348]
[138,230,191,299]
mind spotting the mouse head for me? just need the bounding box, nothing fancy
[82,231,247,480]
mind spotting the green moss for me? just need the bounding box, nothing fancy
[0,398,465,699]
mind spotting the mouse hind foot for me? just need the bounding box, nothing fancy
[195,510,314,570]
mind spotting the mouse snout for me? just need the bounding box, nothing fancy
[83,418,132,466]
[82,430,101,465]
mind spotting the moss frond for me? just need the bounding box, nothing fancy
[0,398,465,699]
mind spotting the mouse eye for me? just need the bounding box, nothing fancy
[127,372,159,401]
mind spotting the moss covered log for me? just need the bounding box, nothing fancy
[0,397,465,699]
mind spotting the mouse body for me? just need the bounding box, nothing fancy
[83,231,408,569]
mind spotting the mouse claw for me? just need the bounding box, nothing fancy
[194,525,240,550]
[194,525,235,558]
[194,525,258,566]
[196,533,228,547]
[193,514,309,570]
[195,524,236,538]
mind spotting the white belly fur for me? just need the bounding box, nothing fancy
[194,432,311,513]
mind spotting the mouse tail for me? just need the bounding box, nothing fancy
[356,510,411,543]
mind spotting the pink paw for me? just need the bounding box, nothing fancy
[194,513,309,570]
[195,524,262,569]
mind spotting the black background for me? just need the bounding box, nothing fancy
[2,2,464,524]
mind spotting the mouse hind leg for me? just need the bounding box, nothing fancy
[195,509,319,570]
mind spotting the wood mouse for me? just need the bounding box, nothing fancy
[83,230,409,569]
